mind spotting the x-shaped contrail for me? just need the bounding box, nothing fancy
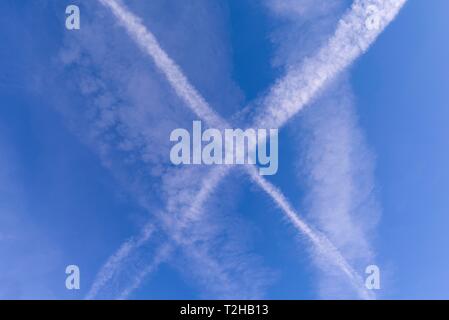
[87,0,407,299]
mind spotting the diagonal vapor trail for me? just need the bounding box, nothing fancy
[87,166,232,299]
[85,222,154,299]
[117,243,172,300]
[98,0,367,297]
[116,166,233,299]
[96,0,406,299]
[92,0,407,299]
[254,0,408,129]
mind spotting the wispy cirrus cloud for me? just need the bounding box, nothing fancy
[263,0,402,298]
[254,0,407,129]
[95,0,408,299]
[54,0,273,299]
[85,222,154,300]
[52,0,407,299]
[298,77,380,298]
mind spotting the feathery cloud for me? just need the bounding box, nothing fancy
[95,0,406,299]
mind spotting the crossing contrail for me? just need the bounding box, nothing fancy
[95,0,407,299]
[86,166,233,299]
[114,166,234,299]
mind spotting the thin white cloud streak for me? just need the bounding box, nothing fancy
[63,2,260,298]
[262,0,379,299]
[85,222,154,300]
[86,165,239,299]
[252,0,405,294]
[142,167,271,299]
[95,0,397,299]
[115,166,233,299]
[117,243,172,300]
[167,166,230,230]
[259,0,406,297]
[311,86,378,250]
[247,166,372,300]
[254,0,407,129]
[84,158,249,297]
[158,167,272,299]
[98,0,224,130]
[93,0,265,298]
[299,81,379,298]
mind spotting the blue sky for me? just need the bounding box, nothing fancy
[0,0,448,300]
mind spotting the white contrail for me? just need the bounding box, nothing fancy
[97,0,406,299]
[247,166,372,299]
[173,166,230,227]
[86,166,231,299]
[117,243,172,300]
[85,222,154,299]
[98,0,224,129]
[115,166,231,299]
[254,0,407,129]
